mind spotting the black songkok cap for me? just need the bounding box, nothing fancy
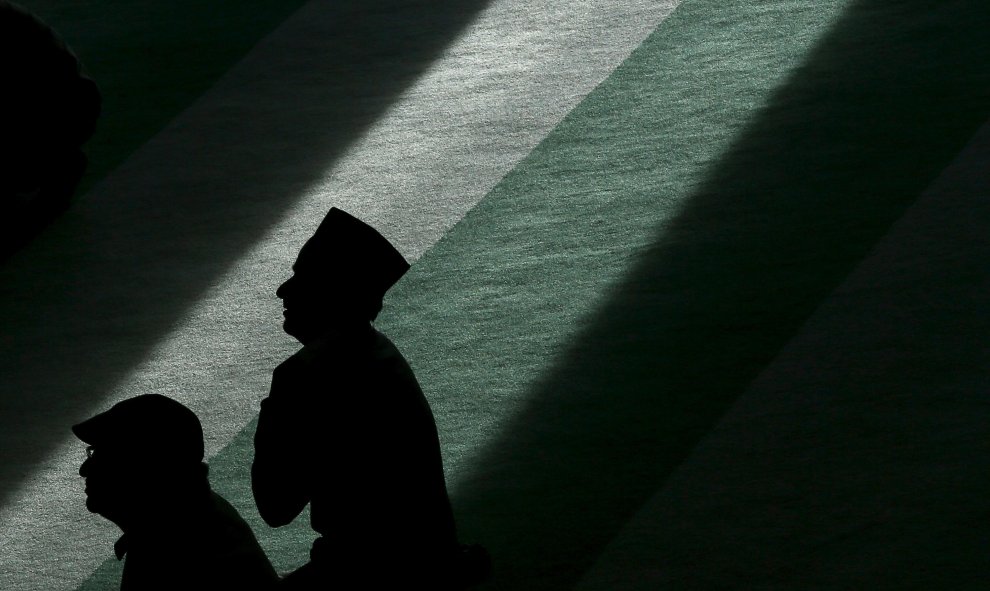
[293,208,410,301]
[72,394,205,465]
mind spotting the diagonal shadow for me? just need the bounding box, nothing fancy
[0,0,491,509]
[1,0,311,259]
[443,1,990,589]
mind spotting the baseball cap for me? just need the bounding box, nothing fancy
[72,394,205,464]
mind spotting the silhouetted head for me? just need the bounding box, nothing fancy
[278,208,410,343]
[73,394,207,529]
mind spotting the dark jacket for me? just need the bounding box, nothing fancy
[115,490,278,591]
[253,324,458,586]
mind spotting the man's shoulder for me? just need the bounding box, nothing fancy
[272,339,336,376]
[273,345,311,374]
[274,328,383,374]
[167,491,260,544]
[190,492,279,588]
[202,492,277,563]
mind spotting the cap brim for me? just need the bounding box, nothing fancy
[71,412,110,445]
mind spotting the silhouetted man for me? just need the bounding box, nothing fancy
[74,394,278,591]
[253,208,487,589]
[1,1,101,253]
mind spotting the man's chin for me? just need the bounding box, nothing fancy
[85,495,128,527]
[84,495,103,515]
[282,319,303,341]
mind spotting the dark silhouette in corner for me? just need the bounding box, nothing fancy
[0,0,100,259]
[252,208,490,589]
[73,394,278,591]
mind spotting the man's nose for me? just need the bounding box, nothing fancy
[276,276,294,299]
[79,457,91,477]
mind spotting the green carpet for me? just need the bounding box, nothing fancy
[386,0,990,588]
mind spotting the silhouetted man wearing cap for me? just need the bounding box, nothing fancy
[252,208,488,589]
[74,394,278,591]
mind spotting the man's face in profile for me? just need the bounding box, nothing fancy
[277,271,331,343]
[79,446,139,526]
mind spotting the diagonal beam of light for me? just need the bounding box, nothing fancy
[0,1,678,589]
